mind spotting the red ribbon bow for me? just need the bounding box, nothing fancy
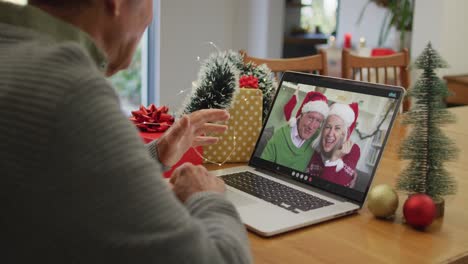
[239,75,259,89]
[129,104,175,132]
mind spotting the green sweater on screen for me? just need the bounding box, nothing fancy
[261,125,317,172]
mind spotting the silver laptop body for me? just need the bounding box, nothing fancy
[213,72,404,237]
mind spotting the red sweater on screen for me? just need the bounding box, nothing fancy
[306,144,360,187]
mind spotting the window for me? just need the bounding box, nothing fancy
[109,0,160,116]
[110,42,145,115]
[284,0,339,57]
[4,0,26,4]
[299,0,339,35]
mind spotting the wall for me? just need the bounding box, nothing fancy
[159,0,236,112]
[159,0,284,112]
[411,0,468,76]
[336,0,397,49]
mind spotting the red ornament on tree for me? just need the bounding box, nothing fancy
[403,194,436,229]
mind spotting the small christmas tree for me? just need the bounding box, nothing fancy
[397,43,458,201]
[183,51,240,114]
[183,50,277,122]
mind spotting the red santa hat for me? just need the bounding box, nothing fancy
[284,91,329,127]
[328,102,359,139]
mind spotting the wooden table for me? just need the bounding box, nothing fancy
[206,106,468,263]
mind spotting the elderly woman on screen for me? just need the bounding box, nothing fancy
[306,103,361,187]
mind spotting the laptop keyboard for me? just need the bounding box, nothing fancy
[221,171,334,214]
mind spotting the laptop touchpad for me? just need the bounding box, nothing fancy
[226,190,257,207]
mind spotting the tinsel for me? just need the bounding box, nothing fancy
[182,51,240,114]
[397,43,458,200]
[182,50,277,122]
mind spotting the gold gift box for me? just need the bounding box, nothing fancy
[204,88,263,163]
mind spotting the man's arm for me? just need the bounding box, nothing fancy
[146,140,171,170]
[52,72,251,263]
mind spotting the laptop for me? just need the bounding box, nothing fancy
[212,71,405,236]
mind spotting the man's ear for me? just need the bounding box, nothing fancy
[105,0,123,17]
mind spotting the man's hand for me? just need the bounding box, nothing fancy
[170,163,226,202]
[331,140,353,161]
[157,109,229,167]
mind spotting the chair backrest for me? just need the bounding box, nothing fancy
[342,48,410,111]
[240,50,328,80]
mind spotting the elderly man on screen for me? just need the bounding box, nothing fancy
[306,103,361,187]
[0,1,251,263]
[261,90,329,172]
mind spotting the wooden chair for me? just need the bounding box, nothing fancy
[240,49,328,80]
[341,48,410,111]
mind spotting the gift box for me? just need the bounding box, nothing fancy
[204,88,263,163]
[140,131,203,178]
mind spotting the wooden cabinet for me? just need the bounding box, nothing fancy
[444,74,468,106]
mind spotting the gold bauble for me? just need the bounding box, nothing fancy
[367,184,399,218]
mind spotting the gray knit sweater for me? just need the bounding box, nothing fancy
[0,2,251,263]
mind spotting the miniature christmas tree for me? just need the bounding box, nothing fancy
[183,51,240,114]
[183,50,277,122]
[397,43,458,201]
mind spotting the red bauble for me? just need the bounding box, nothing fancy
[403,194,436,229]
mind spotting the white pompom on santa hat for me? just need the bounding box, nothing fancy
[284,91,329,127]
[328,102,359,139]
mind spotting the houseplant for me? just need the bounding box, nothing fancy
[357,0,414,50]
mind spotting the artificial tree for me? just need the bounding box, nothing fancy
[397,43,458,206]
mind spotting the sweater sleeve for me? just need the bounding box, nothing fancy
[145,139,171,171]
[51,69,252,263]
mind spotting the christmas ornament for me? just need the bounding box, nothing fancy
[367,184,399,218]
[397,43,458,204]
[403,194,436,229]
[130,104,174,132]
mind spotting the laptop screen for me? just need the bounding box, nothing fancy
[250,72,404,204]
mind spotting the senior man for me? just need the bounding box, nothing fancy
[0,1,251,263]
[261,90,329,172]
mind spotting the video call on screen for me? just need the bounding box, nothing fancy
[254,81,398,193]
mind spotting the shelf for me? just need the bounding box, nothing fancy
[286,3,311,8]
[284,33,328,45]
